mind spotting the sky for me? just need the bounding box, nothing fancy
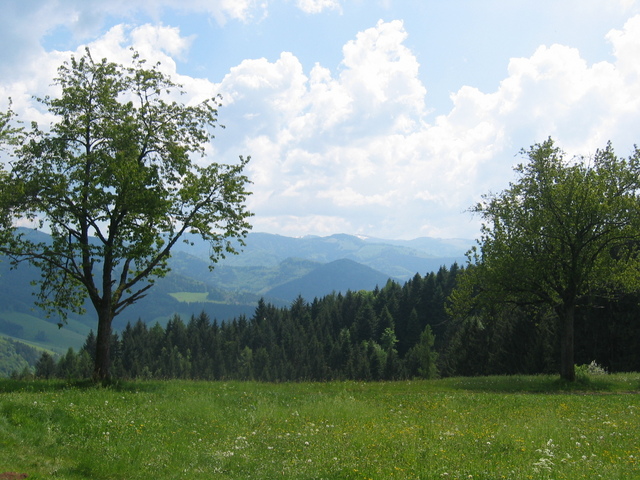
[2,0,640,240]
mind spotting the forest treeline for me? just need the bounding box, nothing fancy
[27,263,640,381]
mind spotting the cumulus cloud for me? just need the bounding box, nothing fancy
[5,8,640,239]
[217,18,502,238]
[0,0,264,79]
[0,22,224,167]
[438,14,640,157]
[210,20,437,236]
[212,15,640,238]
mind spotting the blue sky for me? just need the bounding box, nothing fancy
[2,0,640,239]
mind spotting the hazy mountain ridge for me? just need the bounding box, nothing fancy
[176,231,472,278]
[265,258,392,301]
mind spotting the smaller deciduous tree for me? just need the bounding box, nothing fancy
[452,138,640,381]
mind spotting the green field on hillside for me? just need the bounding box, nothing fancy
[1,375,639,479]
[0,312,91,354]
[168,292,213,303]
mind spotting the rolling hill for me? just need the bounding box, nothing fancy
[265,258,392,301]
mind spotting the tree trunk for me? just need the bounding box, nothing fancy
[559,302,576,381]
[94,307,113,381]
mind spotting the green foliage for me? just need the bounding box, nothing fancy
[0,378,639,479]
[36,267,461,381]
[455,138,640,380]
[0,49,252,379]
[9,256,640,381]
[468,138,640,308]
[0,336,39,377]
[34,352,56,379]
[405,325,438,379]
[28,257,640,382]
[575,360,608,383]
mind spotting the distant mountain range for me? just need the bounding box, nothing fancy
[0,230,472,357]
[174,232,471,276]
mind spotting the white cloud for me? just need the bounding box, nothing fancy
[0,0,265,80]
[295,0,342,14]
[443,14,640,157]
[221,52,308,120]
[5,8,640,240]
[130,24,194,61]
[607,15,640,79]
[0,23,219,145]
[252,214,354,238]
[339,20,426,120]
[213,15,640,238]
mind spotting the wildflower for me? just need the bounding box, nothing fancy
[533,439,556,474]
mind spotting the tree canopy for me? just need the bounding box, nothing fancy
[0,49,252,380]
[453,138,640,381]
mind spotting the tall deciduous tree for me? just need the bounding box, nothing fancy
[454,138,640,381]
[0,49,252,380]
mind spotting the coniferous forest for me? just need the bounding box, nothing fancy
[32,263,640,381]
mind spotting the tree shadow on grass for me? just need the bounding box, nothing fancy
[444,374,640,394]
[0,378,163,394]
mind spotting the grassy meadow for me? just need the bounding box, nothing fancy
[1,374,639,479]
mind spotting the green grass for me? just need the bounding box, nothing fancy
[168,291,212,303]
[1,375,639,479]
[168,291,230,304]
[0,312,91,353]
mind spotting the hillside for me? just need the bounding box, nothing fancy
[0,336,43,376]
[265,258,392,301]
